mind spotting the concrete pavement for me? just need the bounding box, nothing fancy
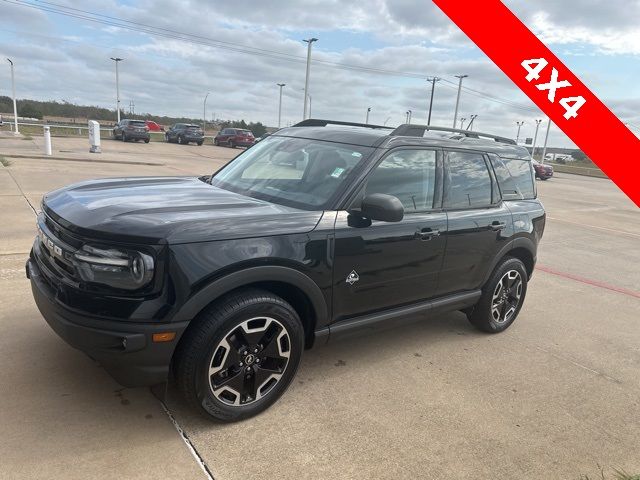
[0,136,638,479]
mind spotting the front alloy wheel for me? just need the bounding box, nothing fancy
[174,289,304,422]
[209,317,290,406]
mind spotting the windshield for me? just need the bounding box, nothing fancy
[210,135,373,210]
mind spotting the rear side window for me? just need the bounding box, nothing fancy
[443,151,493,209]
[499,156,536,199]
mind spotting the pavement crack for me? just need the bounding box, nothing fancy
[158,398,216,480]
[4,167,37,216]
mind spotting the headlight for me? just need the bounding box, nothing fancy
[73,244,154,291]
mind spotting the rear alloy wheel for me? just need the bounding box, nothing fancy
[174,289,304,422]
[467,257,528,333]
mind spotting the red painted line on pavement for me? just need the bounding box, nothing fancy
[537,264,640,299]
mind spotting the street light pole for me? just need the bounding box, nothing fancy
[6,58,18,134]
[203,92,210,131]
[452,74,468,128]
[110,57,123,123]
[531,119,542,159]
[277,83,285,128]
[459,117,466,129]
[516,121,524,143]
[467,114,477,130]
[365,107,371,124]
[541,118,552,164]
[427,77,440,126]
[302,37,318,120]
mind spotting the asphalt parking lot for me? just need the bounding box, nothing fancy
[1,134,638,479]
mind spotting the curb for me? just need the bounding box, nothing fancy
[1,153,164,167]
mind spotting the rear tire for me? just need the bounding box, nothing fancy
[197,141,203,146]
[144,138,150,144]
[178,135,185,145]
[174,289,304,422]
[230,140,235,148]
[466,257,528,333]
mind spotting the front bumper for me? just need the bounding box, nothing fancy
[27,258,188,387]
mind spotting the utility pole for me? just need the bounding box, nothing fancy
[129,100,135,115]
[516,121,524,143]
[110,57,123,123]
[405,110,412,124]
[541,118,551,164]
[452,74,468,128]
[459,117,466,129]
[427,77,440,126]
[302,38,318,120]
[277,83,285,128]
[531,119,542,159]
[203,92,210,131]
[467,114,477,130]
[365,107,371,124]
[6,58,18,134]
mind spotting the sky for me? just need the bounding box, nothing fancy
[1,0,639,147]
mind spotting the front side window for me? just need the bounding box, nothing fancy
[211,136,372,210]
[364,149,437,212]
[443,151,493,209]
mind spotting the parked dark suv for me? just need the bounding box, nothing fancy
[214,128,255,148]
[27,119,545,422]
[112,119,150,143]
[165,123,204,145]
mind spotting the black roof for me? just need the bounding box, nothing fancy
[275,119,532,160]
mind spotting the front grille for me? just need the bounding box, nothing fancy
[36,214,82,284]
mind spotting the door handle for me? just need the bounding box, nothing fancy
[489,221,507,231]
[416,228,440,240]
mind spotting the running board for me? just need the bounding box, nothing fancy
[326,290,481,342]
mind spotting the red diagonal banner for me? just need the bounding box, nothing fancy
[433,0,640,207]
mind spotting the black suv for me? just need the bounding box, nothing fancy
[165,123,204,145]
[112,119,150,143]
[27,120,545,422]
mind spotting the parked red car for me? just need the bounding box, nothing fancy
[145,120,164,132]
[214,128,255,148]
[532,159,554,180]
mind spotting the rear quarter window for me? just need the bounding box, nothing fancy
[493,155,536,200]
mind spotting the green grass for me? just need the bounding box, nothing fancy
[0,156,11,167]
[22,135,33,140]
[579,466,640,480]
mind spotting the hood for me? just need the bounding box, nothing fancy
[43,177,323,244]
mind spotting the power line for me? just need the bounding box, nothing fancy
[5,0,545,112]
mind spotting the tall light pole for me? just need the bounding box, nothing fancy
[541,118,552,164]
[277,83,285,128]
[459,117,466,129]
[203,92,210,131]
[452,74,468,128]
[427,77,440,126]
[365,107,371,124]
[110,57,123,123]
[6,59,18,134]
[302,37,318,120]
[406,110,412,124]
[515,121,525,143]
[531,119,542,159]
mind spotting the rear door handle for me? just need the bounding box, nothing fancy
[416,228,440,240]
[489,221,506,231]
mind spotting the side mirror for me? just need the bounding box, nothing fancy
[360,193,404,222]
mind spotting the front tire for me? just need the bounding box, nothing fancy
[466,257,528,333]
[174,289,304,422]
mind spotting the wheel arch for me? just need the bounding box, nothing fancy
[172,266,328,349]
[482,237,537,285]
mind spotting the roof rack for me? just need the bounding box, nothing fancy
[389,124,516,145]
[293,119,394,130]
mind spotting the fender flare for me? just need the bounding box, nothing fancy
[172,266,328,325]
[481,236,537,285]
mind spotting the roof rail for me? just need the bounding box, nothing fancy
[293,119,394,130]
[390,124,516,145]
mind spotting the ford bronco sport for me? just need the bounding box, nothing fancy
[27,119,545,421]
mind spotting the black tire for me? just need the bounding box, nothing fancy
[144,138,150,144]
[214,138,219,146]
[174,289,304,422]
[178,135,185,145]
[197,141,203,146]
[122,133,127,142]
[466,257,528,333]
[229,140,235,148]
